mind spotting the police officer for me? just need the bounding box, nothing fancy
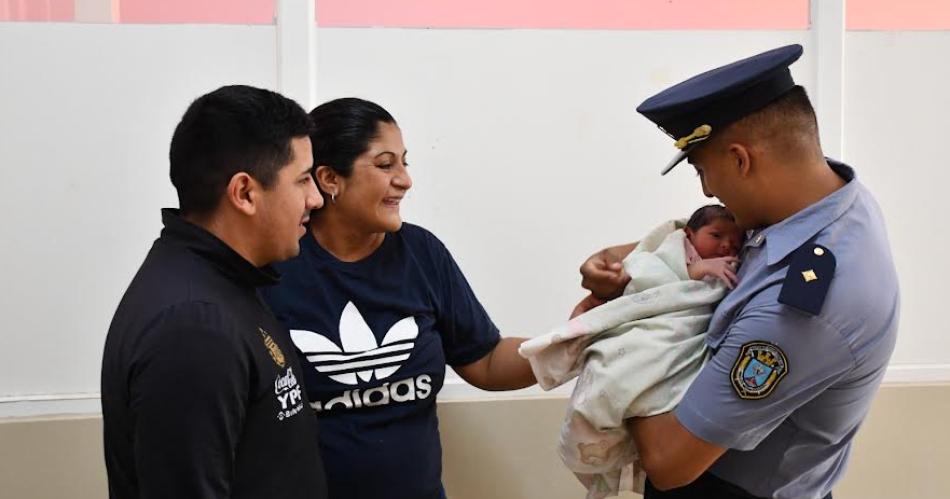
[576,45,899,499]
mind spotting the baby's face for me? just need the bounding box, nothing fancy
[688,218,744,259]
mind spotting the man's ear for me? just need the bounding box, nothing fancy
[224,172,260,216]
[728,143,753,178]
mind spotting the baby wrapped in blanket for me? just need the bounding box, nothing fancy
[519,205,743,498]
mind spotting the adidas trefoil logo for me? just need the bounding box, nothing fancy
[290,301,418,385]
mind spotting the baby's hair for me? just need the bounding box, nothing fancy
[686,204,736,231]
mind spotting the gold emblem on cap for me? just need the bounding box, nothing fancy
[814,247,825,256]
[674,124,713,150]
[802,270,818,282]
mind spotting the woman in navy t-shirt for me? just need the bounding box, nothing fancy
[261,98,537,499]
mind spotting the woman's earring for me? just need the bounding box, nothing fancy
[331,192,336,204]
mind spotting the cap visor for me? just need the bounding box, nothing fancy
[660,148,690,176]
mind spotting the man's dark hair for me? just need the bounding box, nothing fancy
[686,204,737,231]
[722,85,820,151]
[169,85,313,215]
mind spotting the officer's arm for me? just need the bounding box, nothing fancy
[630,412,726,490]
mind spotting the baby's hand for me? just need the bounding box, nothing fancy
[688,256,740,289]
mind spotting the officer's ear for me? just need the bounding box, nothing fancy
[727,143,753,179]
[225,171,261,216]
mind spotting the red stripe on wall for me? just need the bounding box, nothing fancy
[1,0,73,22]
[315,0,810,30]
[847,0,950,30]
[118,0,273,24]
[7,0,950,30]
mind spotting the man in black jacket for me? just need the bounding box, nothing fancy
[101,85,327,499]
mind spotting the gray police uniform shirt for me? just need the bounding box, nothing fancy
[675,161,899,499]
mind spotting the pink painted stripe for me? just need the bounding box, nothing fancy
[1,0,73,22]
[315,0,809,30]
[848,0,950,30]
[5,0,947,30]
[118,0,273,24]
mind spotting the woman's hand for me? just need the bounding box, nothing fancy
[569,294,606,319]
[579,243,636,300]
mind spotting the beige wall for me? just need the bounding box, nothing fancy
[1,384,947,499]
[0,416,105,499]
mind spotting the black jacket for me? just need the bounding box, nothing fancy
[102,209,327,499]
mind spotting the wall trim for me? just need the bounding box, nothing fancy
[4,364,949,418]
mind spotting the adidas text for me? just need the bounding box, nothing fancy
[310,374,432,412]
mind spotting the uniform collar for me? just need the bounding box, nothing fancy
[160,208,280,288]
[749,160,858,266]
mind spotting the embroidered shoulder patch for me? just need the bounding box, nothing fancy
[258,328,286,368]
[731,341,788,400]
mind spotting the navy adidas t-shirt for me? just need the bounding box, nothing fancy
[261,223,501,499]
